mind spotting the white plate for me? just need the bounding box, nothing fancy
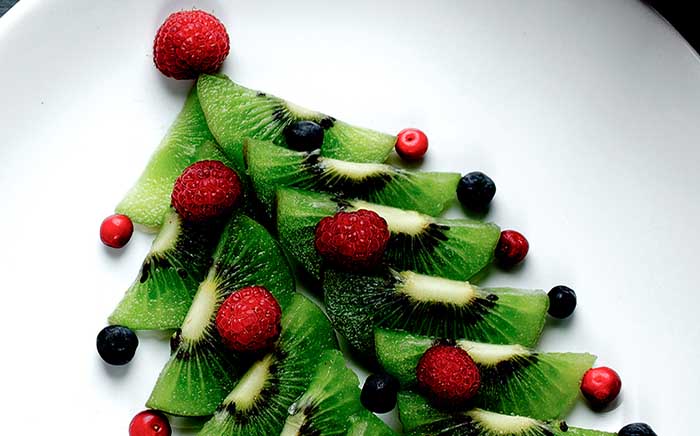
[1,0,697,434]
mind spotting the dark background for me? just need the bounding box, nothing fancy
[0,0,15,16]
[0,1,698,51]
[644,0,700,50]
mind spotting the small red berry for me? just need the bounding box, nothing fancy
[395,128,429,161]
[100,214,134,248]
[495,229,529,267]
[314,209,390,271]
[129,410,171,436]
[171,160,242,222]
[215,286,282,353]
[416,345,481,407]
[154,10,230,80]
[581,366,622,408]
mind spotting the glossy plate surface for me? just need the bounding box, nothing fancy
[1,0,697,434]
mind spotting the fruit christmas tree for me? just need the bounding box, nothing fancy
[98,9,655,436]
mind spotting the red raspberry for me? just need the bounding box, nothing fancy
[215,286,282,353]
[581,366,622,409]
[314,209,390,271]
[416,345,481,407]
[153,10,230,80]
[171,160,241,222]
[495,229,529,267]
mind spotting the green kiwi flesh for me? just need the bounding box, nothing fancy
[375,329,595,419]
[198,293,337,435]
[116,87,223,230]
[245,139,459,221]
[346,412,397,436]
[276,188,500,282]
[278,349,365,436]
[146,213,295,416]
[324,268,548,356]
[398,391,615,436]
[108,209,223,330]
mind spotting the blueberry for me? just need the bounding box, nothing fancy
[283,120,324,151]
[457,171,496,211]
[618,423,657,436]
[360,372,399,413]
[547,285,577,319]
[96,325,138,365]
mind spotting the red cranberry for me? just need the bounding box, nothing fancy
[100,214,134,248]
[129,410,171,436]
[495,230,529,267]
[581,367,622,408]
[395,128,428,161]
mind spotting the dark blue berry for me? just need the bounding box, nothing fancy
[618,423,657,436]
[96,325,138,365]
[283,120,324,151]
[457,171,496,211]
[548,285,577,319]
[360,372,399,413]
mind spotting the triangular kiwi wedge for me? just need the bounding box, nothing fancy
[397,391,615,436]
[323,268,548,356]
[375,329,595,420]
[196,74,396,172]
[146,213,295,416]
[245,139,459,221]
[278,349,366,435]
[198,293,337,435]
[108,208,224,330]
[346,412,397,436]
[276,188,500,282]
[116,87,227,230]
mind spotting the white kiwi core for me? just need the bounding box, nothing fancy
[468,409,540,432]
[397,271,476,305]
[181,273,218,341]
[279,410,306,436]
[150,211,180,254]
[285,101,323,120]
[457,341,531,366]
[323,158,389,180]
[350,201,430,235]
[222,353,275,410]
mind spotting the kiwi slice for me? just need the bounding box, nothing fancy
[397,391,615,436]
[196,74,396,172]
[324,268,548,356]
[279,349,365,435]
[198,293,337,435]
[245,139,459,221]
[375,329,594,420]
[108,209,224,330]
[146,213,295,416]
[346,413,397,436]
[276,188,500,282]
[196,138,238,168]
[116,87,226,230]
